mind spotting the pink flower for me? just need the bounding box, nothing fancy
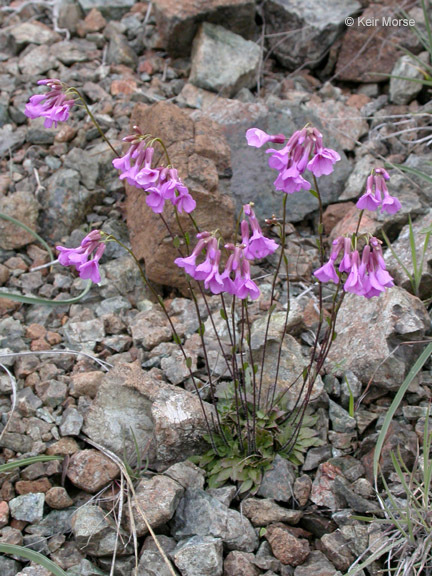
[314,259,339,283]
[145,186,166,213]
[242,204,278,260]
[356,169,401,214]
[56,230,105,284]
[25,79,75,128]
[307,148,341,177]
[246,128,285,148]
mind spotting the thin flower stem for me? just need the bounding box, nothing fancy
[69,88,120,158]
[239,300,252,453]
[101,233,215,442]
[261,194,288,408]
[244,301,257,452]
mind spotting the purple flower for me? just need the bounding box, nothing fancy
[356,169,401,214]
[314,259,339,283]
[242,204,278,260]
[307,148,341,177]
[246,128,285,148]
[145,186,166,213]
[233,259,260,300]
[25,79,75,128]
[56,230,105,284]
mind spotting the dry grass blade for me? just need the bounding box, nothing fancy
[0,362,17,443]
[0,349,112,371]
[79,435,177,576]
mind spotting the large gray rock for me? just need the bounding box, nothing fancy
[264,0,361,69]
[390,53,428,105]
[327,287,430,389]
[190,23,261,97]
[172,535,224,576]
[194,94,353,222]
[153,0,256,57]
[82,361,214,470]
[171,488,258,552]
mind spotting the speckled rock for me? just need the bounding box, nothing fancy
[172,535,224,576]
[127,475,184,537]
[172,488,258,552]
[0,191,40,250]
[265,523,310,566]
[242,497,302,526]
[9,493,45,523]
[327,287,430,389]
[66,449,119,493]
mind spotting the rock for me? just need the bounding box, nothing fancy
[303,445,332,471]
[45,487,74,510]
[256,455,296,503]
[361,421,418,483]
[224,550,261,576]
[137,548,175,576]
[0,191,40,250]
[124,101,235,291]
[15,567,52,576]
[304,97,368,152]
[340,155,377,201]
[16,388,43,417]
[190,23,260,97]
[172,535,223,576]
[164,460,205,489]
[293,550,338,575]
[82,361,214,469]
[328,400,356,433]
[77,0,135,19]
[335,4,417,82]
[59,406,83,436]
[327,287,430,389]
[0,556,20,576]
[311,462,346,511]
[172,488,258,552]
[0,126,26,159]
[106,29,138,67]
[127,475,184,536]
[57,0,84,33]
[70,371,103,399]
[390,53,428,105]
[153,0,255,57]
[15,478,51,495]
[63,318,105,350]
[66,449,119,493]
[39,169,103,241]
[71,504,132,556]
[207,485,237,507]
[264,0,361,70]
[333,477,379,514]
[129,308,172,349]
[63,147,100,190]
[320,530,355,572]
[9,493,45,523]
[265,523,310,566]
[242,497,302,526]
[385,209,432,299]
[0,501,9,528]
[78,8,107,34]
[209,95,352,223]
[19,44,58,75]
[293,475,312,507]
[10,21,60,47]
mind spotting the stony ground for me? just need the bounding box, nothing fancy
[0,0,432,575]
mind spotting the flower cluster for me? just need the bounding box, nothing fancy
[24,79,75,129]
[356,168,401,214]
[314,235,394,298]
[56,230,105,284]
[112,128,196,214]
[246,126,341,194]
[175,204,278,299]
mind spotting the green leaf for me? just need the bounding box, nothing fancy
[184,231,190,246]
[238,478,254,493]
[259,527,267,538]
[173,333,181,345]
[0,455,63,474]
[173,236,180,249]
[185,356,192,369]
[198,323,205,336]
[0,543,69,576]
[220,308,227,321]
[308,189,319,200]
